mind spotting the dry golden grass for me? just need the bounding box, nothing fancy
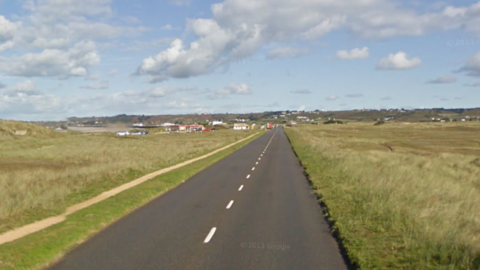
[286,122,480,269]
[0,121,252,233]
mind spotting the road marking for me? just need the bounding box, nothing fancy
[258,157,261,160]
[256,162,258,165]
[252,167,255,171]
[204,227,217,243]
[261,154,263,157]
[239,185,244,191]
[246,174,250,179]
[226,200,234,209]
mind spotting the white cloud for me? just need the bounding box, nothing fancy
[345,93,364,98]
[300,16,346,40]
[336,47,369,60]
[13,80,35,92]
[0,16,21,52]
[326,95,338,101]
[464,82,480,87]
[381,96,392,100]
[107,69,118,76]
[0,41,14,52]
[0,40,100,78]
[167,101,188,109]
[426,75,456,84]
[124,38,172,52]
[169,0,191,7]
[81,81,109,90]
[266,47,309,59]
[0,16,20,42]
[376,51,421,70]
[0,89,66,118]
[215,83,251,95]
[457,50,480,77]
[162,24,173,30]
[290,89,312,94]
[135,0,480,82]
[34,0,113,21]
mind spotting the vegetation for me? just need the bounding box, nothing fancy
[0,131,262,270]
[0,120,254,234]
[324,119,343,124]
[285,122,480,269]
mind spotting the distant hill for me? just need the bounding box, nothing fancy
[30,107,480,128]
[0,119,57,138]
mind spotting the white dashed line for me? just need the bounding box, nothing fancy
[203,227,217,243]
[252,167,255,171]
[239,185,244,191]
[246,174,250,179]
[256,162,258,165]
[258,158,261,160]
[226,200,234,209]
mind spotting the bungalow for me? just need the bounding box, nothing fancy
[233,123,250,130]
[168,125,205,133]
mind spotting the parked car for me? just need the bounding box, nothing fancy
[116,131,130,136]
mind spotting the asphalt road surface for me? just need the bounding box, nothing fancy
[49,128,349,270]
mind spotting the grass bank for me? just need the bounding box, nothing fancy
[285,122,480,269]
[0,130,263,270]
[0,120,254,234]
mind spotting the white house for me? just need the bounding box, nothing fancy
[233,123,249,130]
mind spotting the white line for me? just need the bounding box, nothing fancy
[259,158,261,160]
[252,167,255,171]
[239,185,244,191]
[256,162,258,165]
[261,154,263,157]
[246,174,250,179]
[226,200,234,209]
[204,227,217,243]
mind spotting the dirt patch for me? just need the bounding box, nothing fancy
[14,130,27,136]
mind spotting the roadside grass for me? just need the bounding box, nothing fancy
[0,131,263,270]
[0,121,254,234]
[285,122,480,269]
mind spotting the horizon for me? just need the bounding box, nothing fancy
[3,106,478,123]
[1,0,480,121]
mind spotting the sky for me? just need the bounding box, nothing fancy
[0,0,480,121]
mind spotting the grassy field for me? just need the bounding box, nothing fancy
[0,120,254,235]
[0,127,262,270]
[285,122,480,269]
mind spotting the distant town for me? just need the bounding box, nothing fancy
[32,107,480,133]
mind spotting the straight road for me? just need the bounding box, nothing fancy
[49,128,348,270]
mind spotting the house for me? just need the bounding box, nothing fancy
[186,125,205,132]
[233,123,250,130]
[210,120,223,125]
[168,125,205,133]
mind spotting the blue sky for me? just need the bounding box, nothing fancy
[1,0,480,121]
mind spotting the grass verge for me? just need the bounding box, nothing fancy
[0,132,263,270]
[285,124,480,270]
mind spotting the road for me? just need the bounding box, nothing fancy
[49,128,349,270]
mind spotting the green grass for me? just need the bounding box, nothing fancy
[0,131,263,270]
[285,122,480,269]
[0,120,255,234]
